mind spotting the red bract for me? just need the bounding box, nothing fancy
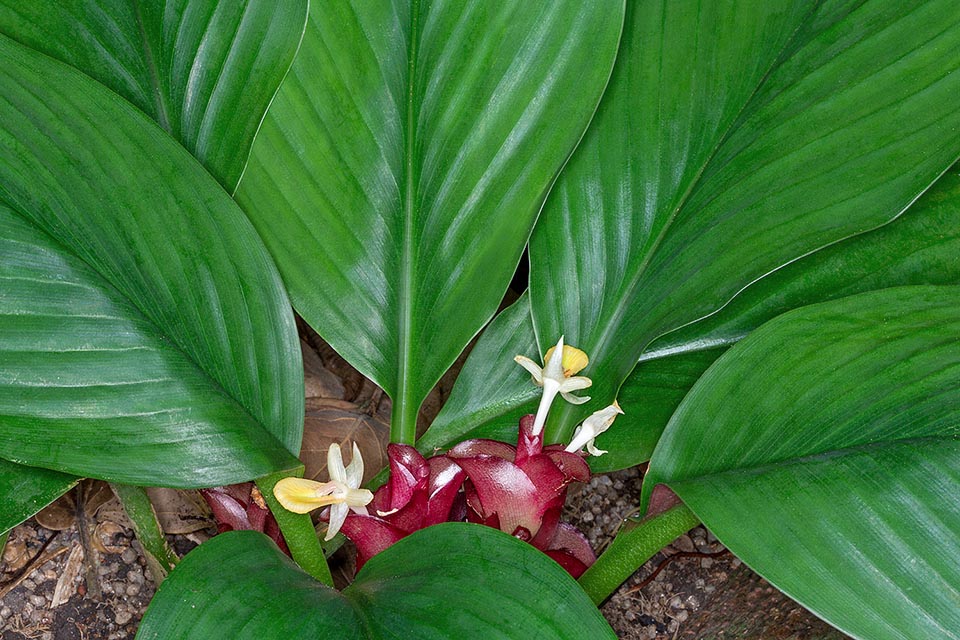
[200,484,289,555]
[447,414,595,577]
[339,415,597,578]
[341,444,466,569]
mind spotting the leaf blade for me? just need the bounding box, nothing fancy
[236,1,625,441]
[0,34,302,486]
[138,524,615,639]
[644,285,960,639]
[530,0,960,440]
[0,0,308,190]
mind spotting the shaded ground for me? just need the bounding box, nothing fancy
[1,333,852,639]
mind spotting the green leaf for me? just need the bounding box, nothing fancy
[0,460,76,535]
[0,35,302,486]
[0,0,308,191]
[597,163,960,469]
[235,1,626,443]
[530,0,960,441]
[138,525,615,639]
[643,285,960,640]
[416,292,538,454]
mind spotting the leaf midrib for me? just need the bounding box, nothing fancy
[395,0,422,440]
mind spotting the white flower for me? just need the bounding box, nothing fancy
[514,336,592,436]
[273,442,373,541]
[565,401,623,456]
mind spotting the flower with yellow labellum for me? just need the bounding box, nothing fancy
[274,442,373,541]
[514,336,592,436]
[565,401,623,456]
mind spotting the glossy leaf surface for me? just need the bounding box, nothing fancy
[0,36,302,486]
[0,460,76,535]
[0,0,308,190]
[138,525,615,639]
[644,286,960,640]
[236,0,625,442]
[531,0,960,441]
[598,164,960,469]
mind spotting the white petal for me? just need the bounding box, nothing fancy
[344,442,365,488]
[586,440,608,456]
[542,336,566,383]
[327,443,347,483]
[560,391,591,405]
[514,355,544,385]
[559,375,592,392]
[325,502,348,541]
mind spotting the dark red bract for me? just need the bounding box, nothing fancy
[200,483,289,555]
[341,415,596,577]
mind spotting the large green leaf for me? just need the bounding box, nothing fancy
[0,0,308,191]
[0,460,76,535]
[592,164,960,469]
[138,525,615,639]
[235,1,625,443]
[530,0,960,442]
[0,34,302,486]
[642,286,960,640]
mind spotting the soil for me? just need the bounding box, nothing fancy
[0,334,853,640]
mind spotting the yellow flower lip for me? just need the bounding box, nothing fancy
[543,344,589,377]
[273,442,374,540]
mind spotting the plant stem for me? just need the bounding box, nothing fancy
[578,503,700,605]
[255,472,333,586]
[110,483,179,583]
[390,394,420,444]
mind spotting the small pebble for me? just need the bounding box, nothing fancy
[701,557,714,569]
[30,594,46,607]
[673,534,695,552]
[121,548,137,564]
[675,609,689,622]
[0,606,11,618]
[115,609,133,625]
[126,583,141,596]
[22,578,36,590]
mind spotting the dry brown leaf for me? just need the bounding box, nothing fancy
[92,521,126,554]
[51,544,83,607]
[301,339,346,400]
[35,480,114,531]
[144,488,213,535]
[1,535,29,573]
[300,401,390,485]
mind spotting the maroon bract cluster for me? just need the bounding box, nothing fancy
[200,483,289,555]
[341,414,596,577]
